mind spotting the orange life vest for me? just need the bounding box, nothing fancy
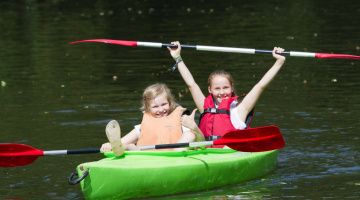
[136,106,184,146]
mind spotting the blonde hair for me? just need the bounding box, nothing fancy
[208,70,236,95]
[141,83,178,113]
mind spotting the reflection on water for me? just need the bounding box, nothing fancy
[1,0,359,199]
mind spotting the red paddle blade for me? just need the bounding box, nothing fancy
[213,125,285,152]
[315,53,360,60]
[69,39,137,47]
[0,143,44,167]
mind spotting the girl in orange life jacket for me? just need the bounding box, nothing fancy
[168,41,286,140]
[100,83,204,154]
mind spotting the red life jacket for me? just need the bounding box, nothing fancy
[199,95,239,138]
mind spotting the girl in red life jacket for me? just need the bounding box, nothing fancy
[168,41,286,140]
[100,83,204,155]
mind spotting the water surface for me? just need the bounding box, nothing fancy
[1,0,359,199]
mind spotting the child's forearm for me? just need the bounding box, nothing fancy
[177,60,197,87]
[177,61,206,111]
[258,58,285,88]
[238,57,285,121]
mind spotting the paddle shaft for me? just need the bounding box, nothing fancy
[140,42,293,56]
[70,39,360,60]
[43,148,100,156]
[43,144,205,154]
[137,42,358,59]
[140,141,212,150]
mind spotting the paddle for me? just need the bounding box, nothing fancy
[70,39,360,60]
[0,125,284,168]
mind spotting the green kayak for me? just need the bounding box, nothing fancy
[73,148,279,199]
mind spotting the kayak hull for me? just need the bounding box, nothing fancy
[76,148,279,199]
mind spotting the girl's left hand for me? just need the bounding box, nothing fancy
[100,142,112,152]
[181,109,198,130]
[272,47,286,61]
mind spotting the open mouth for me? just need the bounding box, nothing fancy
[216,96,229,102]
[156,112,168,118]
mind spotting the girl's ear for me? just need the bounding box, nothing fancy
[208,86,212,94]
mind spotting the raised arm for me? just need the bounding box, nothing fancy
[236,47,286,122]
[168,41,206,112]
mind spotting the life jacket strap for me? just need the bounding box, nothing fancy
[245,109,254,127]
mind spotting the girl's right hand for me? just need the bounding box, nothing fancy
[181,109,198,130]
[167,41,182,60]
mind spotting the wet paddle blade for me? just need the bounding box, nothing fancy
[70,39,137,47]
[315,53,360,60]
[0,144,43,167]
[213,125,285,152]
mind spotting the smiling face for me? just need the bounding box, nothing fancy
[208,75,234,103]
[142,83,177,117]
[148,93,170,118]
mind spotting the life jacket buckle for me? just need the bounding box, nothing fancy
[210,108,217,113]
[205,135,221,141]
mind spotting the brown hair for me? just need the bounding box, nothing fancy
[141,83,178,113]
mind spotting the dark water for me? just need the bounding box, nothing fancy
[1,0,359,199]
